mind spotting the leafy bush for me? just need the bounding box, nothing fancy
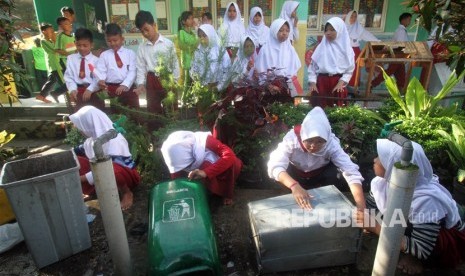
[326,105,386,162]
[437,122,465,183]
[393,115,461,185]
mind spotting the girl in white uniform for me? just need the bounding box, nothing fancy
[267,106,365,210]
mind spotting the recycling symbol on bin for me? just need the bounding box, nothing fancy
[163,198,195,222]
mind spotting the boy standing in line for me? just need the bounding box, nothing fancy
[64,28,104,111]
[36,23,68,103]
[90,23,138,114]
[134,10,180,130]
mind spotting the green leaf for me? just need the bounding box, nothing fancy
[382,67,409,116]
[405,77,425,118]
[458,169,465,183]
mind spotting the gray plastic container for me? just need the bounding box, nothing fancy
[0,150,91,268]
[248,185,362,273]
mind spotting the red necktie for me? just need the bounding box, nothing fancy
[79,57,85,79]
[115,51,123,68]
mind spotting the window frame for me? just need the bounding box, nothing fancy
[307,0,388,35]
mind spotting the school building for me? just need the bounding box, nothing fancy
[31,0,461,99]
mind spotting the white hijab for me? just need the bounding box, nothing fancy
[279,1,299,41]
[231,34,257,81]
[246,7,270,47]
[69,106,131,160]
[344,10,364,41]
[372,139,461,228]
[299,106,334,155]
[192,24,229,85]
[160,131,219,173]
[255,18,301,78]
[218,2,245,47]
[311,17,354,75]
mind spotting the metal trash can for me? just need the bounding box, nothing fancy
[148,178,221,275]
[248,185,362,273]
[0,150,91,268]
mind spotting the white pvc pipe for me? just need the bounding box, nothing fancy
[372,165,419,276]
[91,159,132,276]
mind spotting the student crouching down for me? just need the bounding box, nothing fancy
[161,131,243,205]
[267,107,365,210]
[355,139,465,274]
[69,106,141,210]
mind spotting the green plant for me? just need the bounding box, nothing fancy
[326,105,385,161]
[407,0,465,76]
[383,67,465,119]
[0,0,33,106]
[437,122,465,183]
[0,129,15,166]
[393,115,461,186]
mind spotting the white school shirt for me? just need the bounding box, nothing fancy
[135,34,180,86]
[344,11,380,48]
[308,17,355,84]
[89,47,136,92]
[268,106,363,186]
[393,24,409,42]
[267,130,364,185]
[64,52,99,92]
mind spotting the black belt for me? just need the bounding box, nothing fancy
[319,73,342,77]
[77,83,90,88]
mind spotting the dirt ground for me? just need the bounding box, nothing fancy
[1,144,465,275]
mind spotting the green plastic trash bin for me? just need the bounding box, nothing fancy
[148,178,221,276]
[0,150,91,268]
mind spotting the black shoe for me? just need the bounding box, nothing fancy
[50,91,60,103]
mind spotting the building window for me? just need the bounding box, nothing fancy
[155,0,170,33]
[106,0,171,34]
[307,0,387,33]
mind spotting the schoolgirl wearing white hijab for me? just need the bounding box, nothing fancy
[279,1,300,43]
[267,107,365,210]
[245,7,270,52]
[308,17,355,108]
[230,34,257,84]
[217,2,246,58]
[69,106,140,210]
[255,18,301,81]
[344,10,379,86]
[161,131,243,205]
[190,24,231,90]
[356,139,465,274]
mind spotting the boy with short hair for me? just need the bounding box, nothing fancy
[36,23,68,103]
[55,17,75,69]
[90,23,138,112]
[134,10,180,130]
[64,28,104,111]
[60,6,85,33]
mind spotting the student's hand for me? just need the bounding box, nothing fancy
[353,208,368,229]
[116,85,128,95]
[69,90,77,102]
[188,169,207,180]
[82,89,93,102]
[332,80,346,94]
[134,85,146,96]
[98,80,107,90]
[309,82,318,94]
[291,184,313,209]
[247,59,254,71]
[55,49,67,55]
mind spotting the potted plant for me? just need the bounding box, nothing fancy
[437,122,465,204]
